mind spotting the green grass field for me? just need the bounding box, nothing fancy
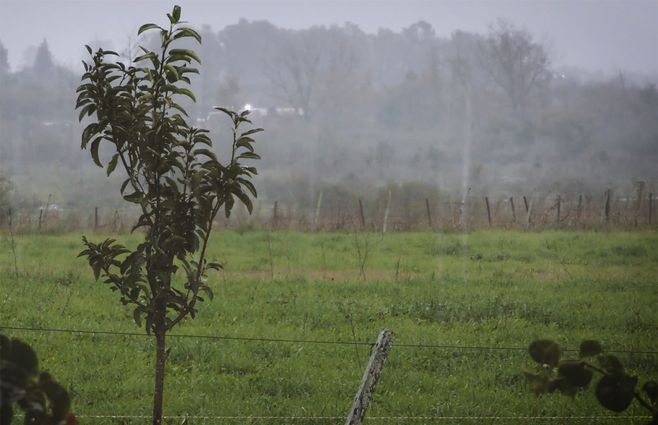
[1,230,657,424]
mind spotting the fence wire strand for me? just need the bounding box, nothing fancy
[1,325,656,355]
[57,414,653,421]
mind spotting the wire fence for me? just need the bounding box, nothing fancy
[2,325,656,355]
[53,414,653,422]
[2,324,656,424]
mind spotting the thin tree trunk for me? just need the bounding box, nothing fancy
[152,321,167,425]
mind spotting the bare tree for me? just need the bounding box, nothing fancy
[268,30,322,119]
[268,25,365,122]
[480,19,551,112]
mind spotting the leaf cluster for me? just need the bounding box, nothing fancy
[74,5,261,334]
[0,334,75,425]
[524,339,657,424]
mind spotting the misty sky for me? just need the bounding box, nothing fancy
[0,0,657,75]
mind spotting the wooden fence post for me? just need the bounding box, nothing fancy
[358,199,366,229]
[509,197,516,223]
[94,207,99,231]
[344,329,394,425]
[603,189,611,225]
[484,197,492,227]
[382,190,391,234]
[556,196,561,225]
[38,208,43,232]
[314,191,323,228]
[425,198,433,229]
[649,193,653,225]
[523,196,532,228]
[273,201,279,229]
[576,194,583,224]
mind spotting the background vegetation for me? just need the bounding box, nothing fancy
[0,19,656,213]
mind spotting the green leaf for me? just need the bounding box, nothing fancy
[207,262,223,271]
[579,340,603,358]
[107,154,119,176]
[596,375,637,412]
[40,377,71,422]
[214,107,236,118]
[598,354,625,377]
[8,338,39,376]
[90,137,103,168]
[169,48,201,64]
[172,5,181,22]
[240,128,264,137]
[529,340,560,367]
[133,308,143,328]
[138,23,163,35]
[123,191,143,203]
[642,381,657,403]
[194,148,218,161]
[238,152,261,160]
[175,87,196,102]
[558,360,593,387]
[233,189,253,214]
[173,28,202,43]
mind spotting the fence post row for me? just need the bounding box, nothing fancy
[345,329,394,425]
[5,190,656,232]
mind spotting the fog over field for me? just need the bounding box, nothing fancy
[0,0,656,215]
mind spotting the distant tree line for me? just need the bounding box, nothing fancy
[0,19,656,209]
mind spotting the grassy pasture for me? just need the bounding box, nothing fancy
[0,230,656,424]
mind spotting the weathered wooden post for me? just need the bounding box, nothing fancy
[603,189,611,225]
[523,195,531,227]
[556,196,561,225]
[649,193,653,225]
[273,201,279,229]
[576,194,583,224]
[314,191,323,228]
[358,199,366,229]
[382,190,391,234]
[484,197,492,227]
[94,207,99,231]
[509,197,516,223]
[345,329,394,425]
[425,198,433,229]
[38,208,43,232]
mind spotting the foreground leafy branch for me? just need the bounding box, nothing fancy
[0,334,77,425]
[524,339,657,424]
[75,5,261,425]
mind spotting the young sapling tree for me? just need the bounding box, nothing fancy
[75,6,261,425]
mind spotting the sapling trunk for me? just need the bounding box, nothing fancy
[153,324,166,425]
